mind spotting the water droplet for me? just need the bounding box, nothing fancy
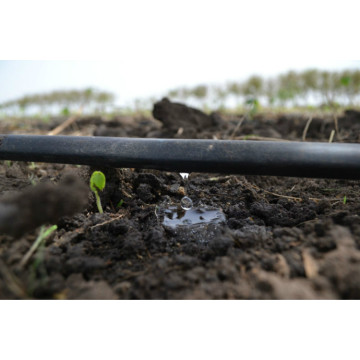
[180,196,193,210]
[180,173,189,180]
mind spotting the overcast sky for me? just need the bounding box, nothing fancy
[1,60,359,106]
[1,0,359,106]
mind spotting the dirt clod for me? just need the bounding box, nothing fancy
[0,173,89,237]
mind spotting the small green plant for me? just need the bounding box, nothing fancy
[245,97,260,119]
[116,199,124,208]
[20,225,58,269]
[90,171,106,213]
[61,107,70,116]
[28,174,37,186]
[343,195,347,205]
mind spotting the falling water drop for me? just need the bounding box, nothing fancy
[180,196,193,210]
[179,173,192,210]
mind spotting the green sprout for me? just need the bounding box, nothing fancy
[343,195,347,205]
[20,225,58,269]
[90,171,106,213]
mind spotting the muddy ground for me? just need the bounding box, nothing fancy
[1,99,360,299]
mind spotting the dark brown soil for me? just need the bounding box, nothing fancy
[1,102,360,299]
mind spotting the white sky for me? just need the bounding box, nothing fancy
[1,0,359,106]
[1,60,359,106]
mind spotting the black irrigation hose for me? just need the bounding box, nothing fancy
[1,134,360,179]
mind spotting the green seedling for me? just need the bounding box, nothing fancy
[243,134,256,140]
[343,196,347,205]
[61,107,70,116]
[90,171,106,213]
[28,174,37,186]
[20,225,57,269]
[116,199,124,208]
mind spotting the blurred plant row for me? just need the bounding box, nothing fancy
[165,68,360,112]
[1,69,359,117]
[0,88,114,117]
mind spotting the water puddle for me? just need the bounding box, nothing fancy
[156,199,226,229]
[155,194,227,244]
[154,174,227,244]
